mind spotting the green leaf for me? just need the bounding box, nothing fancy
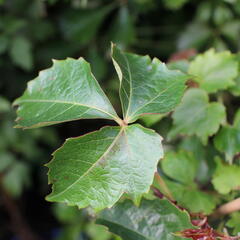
[160,150,216,214]
[229,75,240,96]
[179,136,213,184]
[108,6,136,47]
[3,161,30,197]
[169,88,226,144]
[97,198,194,240]
[140,114,165,127]
[14,58,119,128]
[214,110,240,163]
[188,49,238,93]
[163,0,189,10]
[9,36,33,71]
[0,152,15,172]
[212,158,240,194]
[112,44,188,123]
[167,60,190,73]
[161,150,197,184]
[214,127,240,164]
[52,203,82,224]
[0,96,10,113]
[46,124,163,211]
[60,5,112,46]
[226,212,240,235]
[86,222,112,240]
[0,35,8,54]
[177,23,211,50]
[213,4,233,26]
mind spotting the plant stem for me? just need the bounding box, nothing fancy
[154,172,174,201]
[216,197,240,215]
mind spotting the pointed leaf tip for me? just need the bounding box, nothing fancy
[111,45,189,123]
[14,57,119,128]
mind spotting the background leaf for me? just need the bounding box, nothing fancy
[160,150,217,214]
[9,36,33,71]
[188,49,238,93]
[169,88,226,144]
[212,157,240,194]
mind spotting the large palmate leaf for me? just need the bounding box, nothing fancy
[188,49,238,93]
[46,124,163,211]
[212,158,240,194]
[14,58,120,128]
[169,88,226,144]
[111,44,188,123]
[97,199,194,240]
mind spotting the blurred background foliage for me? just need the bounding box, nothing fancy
[1,0,240,239]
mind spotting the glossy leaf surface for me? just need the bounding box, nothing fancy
[47,124,163,211]
[188,49,238,93]
[112,44,188,123]
[14,58,119,128]
[169,88,226,144]
[97,199,194,240]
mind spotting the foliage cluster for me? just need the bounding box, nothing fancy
[1,0,240,239]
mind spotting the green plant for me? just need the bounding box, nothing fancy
[14,45,240,239]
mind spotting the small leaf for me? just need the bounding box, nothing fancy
[168,60,190,73]
[163,0,189,10]
[3,161,30,197]
[14,58,119,128]
[9,36,33,71]
[214,129,240,164]
[160,150,217,214]
[226,212,240,235]
[169,88,226,144]
[177,23,211,50]
[214,109,240,163]
[112,44,188,123]
[212,157,240,194]
[188,49,238,93]
[140,114,166,127]
[46,124,163,211]
[0,96,10,113]
[0,35,8,54]
[108,6,136,47]
[60,5,112,46]
[0,152,15,172]
[162,150,198,184]
[164,180,217,214]
[97,198,194,240]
